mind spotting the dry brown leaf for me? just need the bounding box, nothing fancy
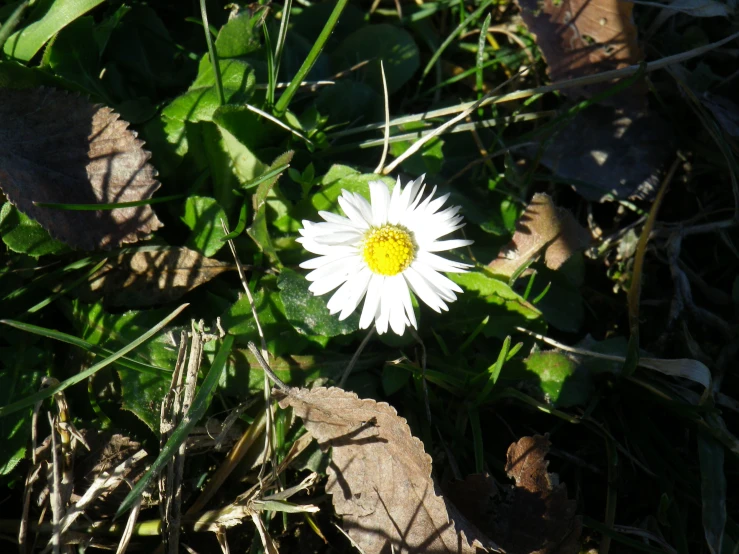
[78,247,234,307]
[532,106,674,201]
[0,87,162,250]
[275,386,497,554]
[492,435,581,554]
[516,0,644,106]
[444,474,499,534]
[488,193,590,277]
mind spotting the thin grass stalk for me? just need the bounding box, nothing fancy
[331,29,739,140]
[420,0,494,83]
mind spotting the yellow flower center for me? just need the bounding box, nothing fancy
[362,224,416,276]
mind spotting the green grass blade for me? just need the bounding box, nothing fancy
[25,258,108,316]
[3,0,105,61]
[0,0,29,52]
[238,163,291,192]
[698,434,726,554]
[221,200,248,241]
[115,333,235,518]
[200,0,224,106]
[475,13,491,116]
[273,0,349,116]
[0,304,188,418]
[0,319,171,376]
[33,194,184,211]
[468,407,484,473]
[475,336,511,405]
[419,0,493,84]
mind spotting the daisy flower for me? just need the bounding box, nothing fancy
[296,175,473,336]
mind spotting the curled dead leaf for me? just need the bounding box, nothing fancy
[494,435,581,554]
[488,193,590,278]
[77,246,235,307]
[516,0,644,106]
[275,386,497,554]
[0,87,162,250]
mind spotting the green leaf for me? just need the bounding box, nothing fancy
[160,58,255,164]
[0,203,68,257]
[0,59,70,89]
[221,288,289,354]
[315,80,381,125]
[116,333,235,518]
[389,125,444,176]
[526,263,584,333]
[214,10,261,58]
[698,433,726,554]
[3,0,105,61]
[303,165,394,217]
[182,196,228,257]
[247,151,294,264]
[68,301,181,430]
[382,364,411,396]
[43,16,108,101]
[448,271,543,338]
[0,347,43,475]
[331,24,420,94]
[505,350,593,407]
[278,268,359,337]
[0,304,188,419]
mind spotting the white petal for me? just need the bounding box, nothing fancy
[396,274,417,329]
[411,260,462,300]
[369,180,390,226]
[306,255,362,282]
[360,275,384,329]
[388,275,412,335]
[308,270,351,296]
[338,195,371,229]
[416,250,471,273]
[420,239,473,254]
[376,283,391,335]
[403,266,446,313]
[339,268,373,320]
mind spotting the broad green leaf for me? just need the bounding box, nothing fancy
[215,10,261,58]
[161,58,255,163]
[278,268,359,337]
[221,288,290,354]
[505,350,592,407]
[330,24,420,94]
[3,0,105,61]
[698,433,726,554]
[308,165,394,214]
[448,271,543,338]
[116,333,235,518]
[43,16,108,101]
[102,6,191,100]
[201,120,266,209]
[315,80,381,125]
[69,301,181,430]
[0,304,188,418]
[247,151,294,264]
[0,59,70,89]
[382,364,411,396]
[526,263,584,333]
[0,203,68,257]
[182,196,228,257]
